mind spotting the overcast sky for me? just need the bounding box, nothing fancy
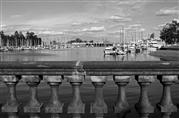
[0,0,179,41]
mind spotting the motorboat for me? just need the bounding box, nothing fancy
[104,46,117,55]
[104,46,125,55]
[148,40,164,50]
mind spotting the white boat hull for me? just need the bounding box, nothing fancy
[148,47,157,52]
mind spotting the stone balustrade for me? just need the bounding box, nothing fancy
[0,61,179,118]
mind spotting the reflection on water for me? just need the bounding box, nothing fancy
[103,51,160,61]
[0,47,160,61]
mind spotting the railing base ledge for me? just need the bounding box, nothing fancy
[67,103,85,113]
[90,103,108,114]
[45,103,64,113]
[24,103,43,113]
[157,103,177,113]
[1,104,20,113]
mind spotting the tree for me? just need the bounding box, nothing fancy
[26,31,35,47]
[67,38,83,44]
[38,38,42,46]
[0,31,42,48]
[19,31,25,47]
[160,20,179,44]
[89,40,93,43]
[75,38,82,43]
[14,31,20,47]
[0,31,5,47]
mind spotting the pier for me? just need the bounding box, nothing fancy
[0,61,179,118]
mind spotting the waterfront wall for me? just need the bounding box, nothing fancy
[0,61,179,118]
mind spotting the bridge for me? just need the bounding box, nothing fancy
[0,61,179,118]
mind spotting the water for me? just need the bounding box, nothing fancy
[0,47,160,61]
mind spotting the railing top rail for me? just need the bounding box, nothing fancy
[0,61,179,75]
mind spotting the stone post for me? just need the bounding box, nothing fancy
[67,73,85,118]
[135,76,155,118]
[90,76,107,118]
[44,76,64,118]
[157,75,177,118]
[1,75,21,118]
[113,76,131,116]
[23,75,42,118]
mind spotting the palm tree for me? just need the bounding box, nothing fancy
[9,35,14,47]
[26,31,30,47]
[6,35,11,47]
[19,31,25,47]
[0,31,5,47]
[30,32,35,47]
[26,31,36,47]
[1,31,42,48]
[38,38,42,46]
[14,31,20,47]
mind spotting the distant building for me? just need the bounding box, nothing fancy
[71,42,86,47]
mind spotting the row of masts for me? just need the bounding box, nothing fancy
[119,26,144,44]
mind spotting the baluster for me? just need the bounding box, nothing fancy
[1,75,21,118]
[135,76,155,118]
[23,75,42,118]
[90,76,107,118]
[157,75,177,118]
[113,76,131,117]
[44,76,64,118]
[67,73,85,118]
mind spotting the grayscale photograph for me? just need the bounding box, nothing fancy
[0,0,179,118]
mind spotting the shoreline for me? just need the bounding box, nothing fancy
[150,50,179,61]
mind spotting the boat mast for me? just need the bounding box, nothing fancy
[123,26,125,44]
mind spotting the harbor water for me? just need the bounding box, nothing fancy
[0,47,160,61]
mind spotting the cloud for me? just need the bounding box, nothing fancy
[156,7,179,16]
[158,24,166,28]
[10,14,22,18]
[118,1,138,6]
[82,26,105,32]
[153,27,161,31]
[125,24,145,32]
[26,15,78,27]
[71,22,82,26]
[129,24,142,28]
[1,24,59,35]
[1,24,6,28]
[109,15,132,22]
[71,20,98,27]
[2,24,33,31]
[107,30,125,35]
[26,17,61,26]
[38,30,64,35]
[138,28,145,32]
[0,24,6,30]
[117,0,146,10]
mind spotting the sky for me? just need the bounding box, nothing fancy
[0,0,179,42]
